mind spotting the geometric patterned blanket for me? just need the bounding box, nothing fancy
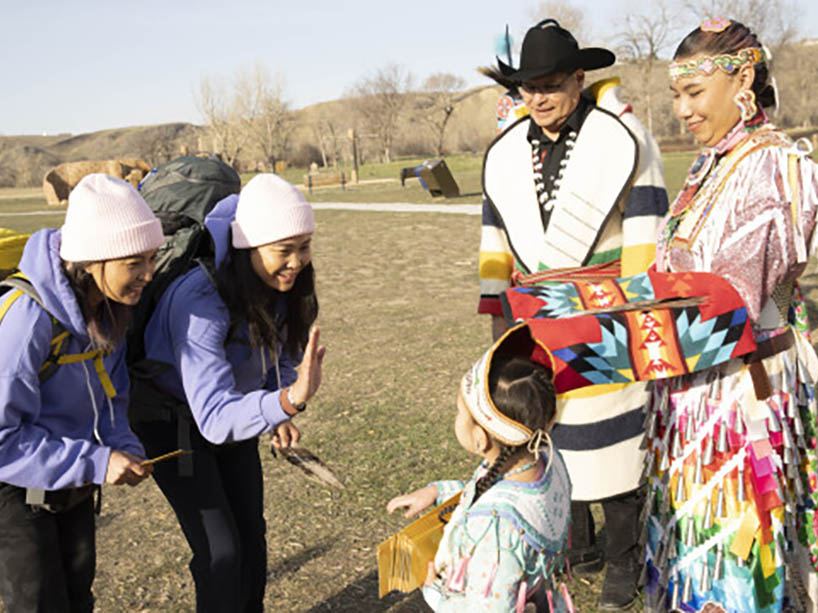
[501,269,757,393]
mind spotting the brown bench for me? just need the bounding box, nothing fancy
[304,172,348,193]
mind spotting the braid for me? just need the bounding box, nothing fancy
[472,444,518,504]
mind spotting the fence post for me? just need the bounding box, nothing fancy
[341,172,346,191]
[308,174,313,195]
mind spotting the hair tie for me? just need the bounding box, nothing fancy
[527,429,555,474]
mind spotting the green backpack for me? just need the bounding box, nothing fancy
[126,156,240,465]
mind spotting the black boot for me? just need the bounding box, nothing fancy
[599,561,639,610]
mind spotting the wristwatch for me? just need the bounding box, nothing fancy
[287,387,307,412]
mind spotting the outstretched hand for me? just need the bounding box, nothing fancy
[289,327,326,407]
[386,484,438,519]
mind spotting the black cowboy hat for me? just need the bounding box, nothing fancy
[498,19,615,82]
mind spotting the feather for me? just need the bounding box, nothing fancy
[277,444,346,490]
[478,66,518,92]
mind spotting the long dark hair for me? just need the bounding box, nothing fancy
[471,355,557,504]
[674,21,775,108]
[63,261,132,354]
[213,246,318,357]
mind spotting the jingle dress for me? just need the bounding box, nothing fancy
[642,116,818,612]
[422,449,572,612]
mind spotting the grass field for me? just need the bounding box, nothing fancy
[1,149,817,612]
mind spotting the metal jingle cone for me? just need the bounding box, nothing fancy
[797,434,807,449]
[662,420,674,448]
[713,543,724,581]
[670,574,681,610]
[736,554,745,568]
[656,539,668,569]
[658,386,669,417]
[638,560,649,588]
[659,445,671,471]
[682,571,693,602]
[734,409,744,435]
[673,427,684,457]
[685,516,696,547]
[787,459,798,480]
[667,529,678,560]
[782,423,794,450]
[737,463,746,502]
[794,412,805,436]
[715,482,726,518]
[675,470,686,504]
[794,472,804,498]
[702,433,715,466]
[694,452,703,485]
[699,559,711,592]
[661,490,671,517]
[685,412,694,441]
[703,492,713,530]
[640,450,655,482]
[716,420,729,452]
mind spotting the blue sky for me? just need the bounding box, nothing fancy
[2,0,816,135]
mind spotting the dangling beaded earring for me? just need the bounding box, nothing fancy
[734,89,758,123]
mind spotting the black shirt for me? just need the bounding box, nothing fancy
[526,93,594,228]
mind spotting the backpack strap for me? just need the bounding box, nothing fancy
[0,273,70,384]
[0,273,117,397]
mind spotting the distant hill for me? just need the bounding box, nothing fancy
[0,84,505,188]
[0,123,202,187]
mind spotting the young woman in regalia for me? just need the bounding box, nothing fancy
[642,18,818,612]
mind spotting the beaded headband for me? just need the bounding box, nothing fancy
[460,324,553,447]
[669,47,763,81]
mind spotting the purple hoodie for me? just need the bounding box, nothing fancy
[0,230,145,489]
[142,194,298,445]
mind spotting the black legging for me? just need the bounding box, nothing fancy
[134,421,267,613]
[0,483,96,613]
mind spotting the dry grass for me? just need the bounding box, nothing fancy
[3,150,818,611]
[0,208,615,612]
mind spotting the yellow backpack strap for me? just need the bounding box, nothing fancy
[0,272,117,397]
[56,349,117,399]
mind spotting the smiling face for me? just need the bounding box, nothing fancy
[670,57,754,146]
[85,249,158,306]
[250,233,313,291]
[519,69,584,140]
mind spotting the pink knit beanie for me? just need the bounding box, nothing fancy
[231,174,315,249]
[60,173,164,262]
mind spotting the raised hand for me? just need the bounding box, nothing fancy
[288,326,326,407]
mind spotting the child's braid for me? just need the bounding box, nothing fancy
[438,444,518,523]
[472,443,517,504]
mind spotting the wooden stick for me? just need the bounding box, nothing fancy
[140,449,192,467]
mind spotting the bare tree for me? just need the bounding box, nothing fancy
[348,64,413,163]
[311,111,344,168]
[414,73,467,157]
[615,0,679,134]
[682,0,801,48]
[239,64,294,172]
[527,1,590,43]
[195,76,247,167]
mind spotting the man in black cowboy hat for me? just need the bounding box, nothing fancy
[477,20,669,610]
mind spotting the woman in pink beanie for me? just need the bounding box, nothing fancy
[134,173,325,612]
[0,173,164,612]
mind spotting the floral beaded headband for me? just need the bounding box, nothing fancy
[669,46,762,81]
[460,323,554,449]
[668,18,763,81]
